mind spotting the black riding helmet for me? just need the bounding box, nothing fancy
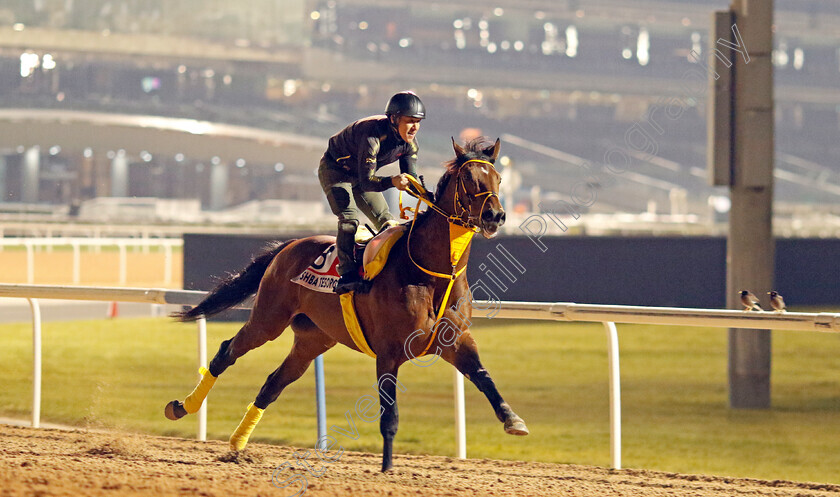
[385,91,426,120]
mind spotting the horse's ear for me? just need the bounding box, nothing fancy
[484,138,501,162]
[451,137,467,159]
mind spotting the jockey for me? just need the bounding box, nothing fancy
[318,91,425,294]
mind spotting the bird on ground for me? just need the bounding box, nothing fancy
[740,290,763,311]
[768,291,786,313]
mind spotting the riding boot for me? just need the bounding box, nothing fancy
[335,270,362,295]
[335,220,363,294]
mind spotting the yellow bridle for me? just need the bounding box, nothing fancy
[399,159,499,356]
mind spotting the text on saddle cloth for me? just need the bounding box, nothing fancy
[290,244,340,293]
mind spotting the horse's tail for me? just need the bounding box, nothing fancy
[171,240,295,322]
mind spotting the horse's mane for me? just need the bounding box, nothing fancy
[433,136,496,200]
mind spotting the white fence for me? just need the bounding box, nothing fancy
[1,283,839,470]
[0,238,182,285]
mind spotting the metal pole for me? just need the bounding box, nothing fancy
[454,370,467,458]
[110,152,128,197]
[603,321,621,469]
[727,0,775,409]
[210,161,229,211]
[0,155,6,207]
[26,242,34,284]
[164,243,173,285]
[23,146,40,203]
[314,354,327,448]
[29,298,41,429]
[118,243,127,285]
[197,316,207,441]
[72,243,81,285]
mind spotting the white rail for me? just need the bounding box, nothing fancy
[1,283,838,470]
[1,284,208,440]
[487,301,840,333]
[0,238,182,285]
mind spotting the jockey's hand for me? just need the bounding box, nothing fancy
[391,174,411,191]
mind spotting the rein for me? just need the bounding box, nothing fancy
[399,159,499,356]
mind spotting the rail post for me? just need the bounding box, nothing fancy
[72,242,81,285]
[28,298,42,429]
[603,321,622,469]
[26,241,35,283]
[314,355,327,448]
[118,242,127,285]
[197,316,208,441]
[454,370,467,458]
[164,243,173,285]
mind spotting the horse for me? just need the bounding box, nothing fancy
[164,136,529,472]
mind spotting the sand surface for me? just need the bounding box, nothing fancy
[2,424,839,497]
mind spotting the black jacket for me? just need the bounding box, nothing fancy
[325,115,418,192]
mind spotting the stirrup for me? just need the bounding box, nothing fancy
[334,272,359,294]
[334,273,370,295]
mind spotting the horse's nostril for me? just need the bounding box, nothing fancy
[482,209,505,226]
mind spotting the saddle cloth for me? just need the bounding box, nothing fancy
[291,225,405,293]
[290,244,340,292]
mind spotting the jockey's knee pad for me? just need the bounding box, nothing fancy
[338,219,359,236]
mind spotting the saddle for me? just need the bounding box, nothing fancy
[360,224,404,280]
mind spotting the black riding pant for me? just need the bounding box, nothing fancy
[318,156,393,275]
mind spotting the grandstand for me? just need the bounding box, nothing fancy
[0,0,838,232]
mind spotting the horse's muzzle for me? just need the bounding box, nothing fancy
[480,207,506,238]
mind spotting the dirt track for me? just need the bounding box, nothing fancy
[2,425,839,497]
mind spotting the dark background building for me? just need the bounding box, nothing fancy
[0,0,838,226]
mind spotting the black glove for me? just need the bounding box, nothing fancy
[418,175,434,203]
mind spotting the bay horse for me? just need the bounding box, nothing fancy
[165,136,528,472]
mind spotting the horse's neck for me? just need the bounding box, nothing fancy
[410,211,451,272]
[408,191,472,277]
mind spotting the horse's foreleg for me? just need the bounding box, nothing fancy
[442,333,529,436]
[229,330,335,451]
[376,356,402,472]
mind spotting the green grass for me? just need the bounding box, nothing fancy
[1,317,838,484]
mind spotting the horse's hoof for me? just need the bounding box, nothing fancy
[504,416,529,436]
[164,400,188,420]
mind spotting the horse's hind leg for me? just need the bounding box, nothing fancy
[165,301,294,421]
[229,315,336,451]
[440,332,529,436]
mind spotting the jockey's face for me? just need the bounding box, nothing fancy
[396,116,422,142]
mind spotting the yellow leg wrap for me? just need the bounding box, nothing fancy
[183,367,217,414]
[229,402,264,451]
